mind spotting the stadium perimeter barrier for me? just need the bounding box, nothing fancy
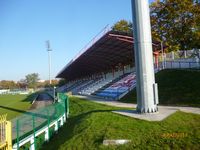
[11,93,69,150]
[95,60,200,101]
[156,49,200,69]
[161,61,200,70]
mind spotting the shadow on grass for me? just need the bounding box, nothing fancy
[40,109,116,150]
[0,105,53,120]
[0,93,52,119]
[22,93,38,103]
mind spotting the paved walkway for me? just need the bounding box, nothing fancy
[75,95,200,121]
[30,93,53,110]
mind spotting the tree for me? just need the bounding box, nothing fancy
[58,79,67,87]
[192,0,200,48]
[0,80,18,89]
[150,0,200,51]
[112,20,133,33]
[17,79,28,89]
[43,80,59,87]
[25,73,40,89]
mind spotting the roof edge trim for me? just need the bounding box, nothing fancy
[56,25,111,78]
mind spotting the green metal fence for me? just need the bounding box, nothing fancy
[12,93,69,150]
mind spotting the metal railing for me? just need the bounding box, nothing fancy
[157,61,200,70]
[163,49,200,61]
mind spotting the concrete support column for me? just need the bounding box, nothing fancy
[131,0,158,113]
[60,118,64,126]
[45,128,49,141]
[54,121,58,132]
[63,113,66,122]
[30,136,35,150]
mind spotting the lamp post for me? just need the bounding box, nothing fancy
[131,0,159,113]
[53,86,56,103]
[46,41,52,85]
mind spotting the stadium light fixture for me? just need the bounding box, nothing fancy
[131,0,159,113]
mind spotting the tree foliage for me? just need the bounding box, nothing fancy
[0,74,60,89]
[150,0,200,51]
[17,79,28,89]
[112,1,200,52]
[112,20,132,33]
[58,79,67,87]
[25,73,40,89]
[37,79,59,88]
[0,80,17,89]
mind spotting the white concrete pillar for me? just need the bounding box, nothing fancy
[63,113,66,123]
[60,118,64,126]
[131,0,158,113]
[30,136,35,150]
[54,121,58,132]
[44,128,49,141]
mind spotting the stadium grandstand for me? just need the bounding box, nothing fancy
[56,26,162,100]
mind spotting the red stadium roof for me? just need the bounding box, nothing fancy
[57,30,160,80]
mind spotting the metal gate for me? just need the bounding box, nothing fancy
[0,114,12,150]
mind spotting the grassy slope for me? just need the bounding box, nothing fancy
[41,96,200,150]
[120,69,200,107]
[0,94,33,120]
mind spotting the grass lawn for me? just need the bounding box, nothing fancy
[0,94,34,120]
[120,69,200,107]
[41,96,200,150]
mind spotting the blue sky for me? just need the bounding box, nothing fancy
[0,0,154,81]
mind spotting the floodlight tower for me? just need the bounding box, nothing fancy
[46,40,52,85]
[131,0,159,113]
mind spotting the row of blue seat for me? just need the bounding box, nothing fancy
[95,73,136,99]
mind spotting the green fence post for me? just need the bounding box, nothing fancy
[16,119,19,150]
[66,95,69,118]
[56,104,60,128]
[55,104,59,132]
[32,114,36,150]
[47,109,50,140]
[57,93,60,102]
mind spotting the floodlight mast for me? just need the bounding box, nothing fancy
[131,0,159,113]
[46,40,52,85]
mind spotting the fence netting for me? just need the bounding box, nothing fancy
[11,93,68,150]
